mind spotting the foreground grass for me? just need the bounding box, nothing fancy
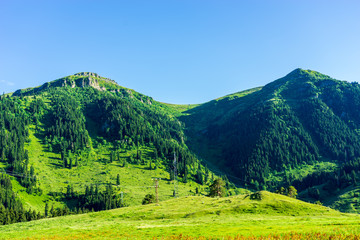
[1,191,360,239]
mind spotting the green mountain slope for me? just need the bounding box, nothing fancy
[181,69,360,212]
[1,72,241,224]
[4,68,360,223]
[2,191,359,239]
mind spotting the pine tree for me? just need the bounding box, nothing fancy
[44,202,48,217]
[50,205,55,217]
[196,169,203,184]
[110,152,115,163]
[63,157,67,168]
[116,174,120,185]
[209,178,226,197]
[351,170,357,185]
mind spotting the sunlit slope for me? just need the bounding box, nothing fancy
[15,125,209,213]
[3,72,229,215]
[180,69,360,213]
[2,191,359,239]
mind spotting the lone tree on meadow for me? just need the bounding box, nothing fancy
[287,186,297,198]
[209,178,226,197]
[142,194,156,205]
[44,202,49,217]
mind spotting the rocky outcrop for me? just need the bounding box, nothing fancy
[12,72,117,96]
[74,72,100,78]
[74,77,99,88]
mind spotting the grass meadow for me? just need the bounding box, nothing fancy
[1,191,360,239]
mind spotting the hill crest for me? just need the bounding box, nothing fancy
[12,72,120,96]
[0,190,349,239]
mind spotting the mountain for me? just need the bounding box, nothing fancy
[2,68,360,226]
[12,72,118,96]
[181,68,360,212]
[1,72,237,225]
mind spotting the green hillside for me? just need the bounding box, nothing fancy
[0,72,240,225]
[3,68,360,230]
[17,125,209,211]
[181,69,360,213]
[1,191,359,239]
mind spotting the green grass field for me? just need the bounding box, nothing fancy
[1,191,360,239]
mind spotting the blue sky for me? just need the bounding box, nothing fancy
[1,0,360,104]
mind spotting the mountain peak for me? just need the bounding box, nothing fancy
[287,68,305,76]
[71,72,115,83]
[260,68,334,100]
[74,72,100,78]
[12,72,119,96]
[285,68,331,81]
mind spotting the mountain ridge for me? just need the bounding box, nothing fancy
[180,69,360,213]
[12,72,122,96]
[2,68,360,220]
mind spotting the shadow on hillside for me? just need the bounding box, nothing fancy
[130,165,149,170]
[49,162,63,168]
[112,163,125,168]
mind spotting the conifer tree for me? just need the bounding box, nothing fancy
[116,174,120,185]
[209,178,226,197]
[50,205,55,217]
[44,202,49,217]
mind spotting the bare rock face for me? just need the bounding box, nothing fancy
[74,76,100,89]
[73,72,116,90]
[74,72,100,78]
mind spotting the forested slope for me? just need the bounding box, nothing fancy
[181,69,360,212]
[0,72,233,225]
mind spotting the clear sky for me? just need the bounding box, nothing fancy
[1,0,360,104]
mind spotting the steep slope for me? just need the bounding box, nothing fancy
[2,191,358,239]
[181,69,360,211]
[0,72,238,225]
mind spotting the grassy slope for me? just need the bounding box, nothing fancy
[7,80,253,215]
[1,191,359,239]
[162,87,344,189]
[161,102,200,116]
[161,87,263,118]
[322,185,360,213]
[176,71,360,213]
[13,123,213,213]
[9,85,244,215]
